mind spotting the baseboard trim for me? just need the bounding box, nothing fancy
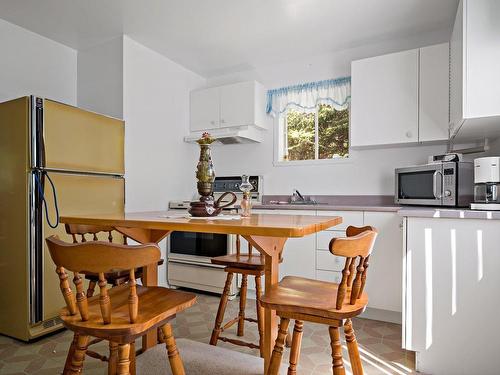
[360,307,401,324]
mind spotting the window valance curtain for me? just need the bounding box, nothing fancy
[266,77,351,116]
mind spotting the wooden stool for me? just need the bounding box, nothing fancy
[209,235,269,357]
[64,223,164,370]
[46,235,196,375]
[260,226,378,375]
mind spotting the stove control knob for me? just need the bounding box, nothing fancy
[444,190,452,197]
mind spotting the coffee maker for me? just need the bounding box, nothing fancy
[470,157,500,210]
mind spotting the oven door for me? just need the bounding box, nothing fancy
[395,164,444,205]
[167,231,231,266]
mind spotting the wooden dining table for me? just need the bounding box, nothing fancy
[60,211,342,372]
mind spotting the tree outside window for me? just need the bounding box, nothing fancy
[281,103,349,162]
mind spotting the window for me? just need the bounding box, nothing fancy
[279,103,349,162]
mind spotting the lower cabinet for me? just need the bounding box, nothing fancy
[363,212,403,313]
[404,217,500,375]
[237,208,404,323]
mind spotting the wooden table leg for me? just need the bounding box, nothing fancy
[114,227,171,352]
[142,262,159,350]
[243,236,287,373]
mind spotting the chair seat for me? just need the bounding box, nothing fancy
[60,284,196,342]
[259,276,368,320]
[211,254,266,270]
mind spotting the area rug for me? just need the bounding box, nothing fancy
[136,338,285,374]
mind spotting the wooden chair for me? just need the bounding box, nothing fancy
[65,223,165,297]
[260,226,378,375]
[64,223,164,366]
[209,234,273,357]
[46,235,196,375]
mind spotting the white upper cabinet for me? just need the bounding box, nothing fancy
[351,44,450,147]
[419,43,450,142]
[450,0,500,140]
[351,49,419,147]
[190,87,220,131]
[189,81,266,132]
[220,82,257,128]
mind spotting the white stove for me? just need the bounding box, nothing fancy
[166,176,262,295]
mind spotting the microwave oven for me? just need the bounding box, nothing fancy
[395,161,474,206]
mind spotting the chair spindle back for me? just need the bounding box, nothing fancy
[328,226,377,310]
[46,235,160,325]
[65,223,127,245]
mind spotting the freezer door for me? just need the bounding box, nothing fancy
[41,99,124,174]
[0,97,31,340]
[40,172,125,321]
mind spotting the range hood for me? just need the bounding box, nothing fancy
[184,125,265,145]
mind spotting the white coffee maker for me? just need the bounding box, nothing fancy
[470,156,500,210]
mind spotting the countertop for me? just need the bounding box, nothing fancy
[245,195,400,212]
[240,195,500,219]
[251,203,400,212]
[398,206,500,220]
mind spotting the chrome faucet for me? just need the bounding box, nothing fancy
[293,189,306,202]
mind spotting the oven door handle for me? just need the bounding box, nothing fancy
[433,170,443,199]
[168,258,225,269]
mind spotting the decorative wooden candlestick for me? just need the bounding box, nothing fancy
[189,133,236,217]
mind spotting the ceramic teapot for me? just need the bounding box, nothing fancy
[188,191,237,217]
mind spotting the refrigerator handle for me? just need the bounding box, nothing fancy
[35,171,60,229]
[32,97,45,169]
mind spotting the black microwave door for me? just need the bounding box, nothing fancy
[398,169,441,202]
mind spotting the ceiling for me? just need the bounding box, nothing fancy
[0,0,459,77]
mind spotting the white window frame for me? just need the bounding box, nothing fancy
[273,103,351,167]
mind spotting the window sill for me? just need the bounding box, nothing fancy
[273,157,352,167]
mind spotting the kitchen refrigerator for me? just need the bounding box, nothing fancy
[0,96,125,341]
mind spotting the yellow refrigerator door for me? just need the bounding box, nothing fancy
[0,97,31,340]
[41,172,124,321]
[42,99,124,175]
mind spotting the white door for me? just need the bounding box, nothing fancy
[190,87,220,131]
[419,43,450,142]
[351,49,419,146]
[405,217,500,374]
[219,82,255,128]
[363,212,403,312]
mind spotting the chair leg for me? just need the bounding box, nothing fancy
[266,317,290,375]
[285,329,293,348]
[65,334,89,375]
[255,275,265,358]
[344,319,363,375]
[108,341,118,375]
[210,272,234,345]
[288,320,304,375]
[329,326,346,375]
[161,323,186,375]
[63,333,78,374]
[237,274,248,337]
[129,341,136,375]
[86,280,97,298]
[117,343,130,375]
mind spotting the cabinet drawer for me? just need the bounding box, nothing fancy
[316,270,342,284]
[317,230,345,250]
[316,210,363,230]
[316,250,345,272]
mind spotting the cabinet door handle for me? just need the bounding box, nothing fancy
[406,131,413,138]
[221,119,226,124]
[210,120,215,125]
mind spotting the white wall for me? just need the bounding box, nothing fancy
[123,36,205,210]
[0,18,77,104]
[123,36,205,285]
[205,32,453,195]
[77,37,123,118]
